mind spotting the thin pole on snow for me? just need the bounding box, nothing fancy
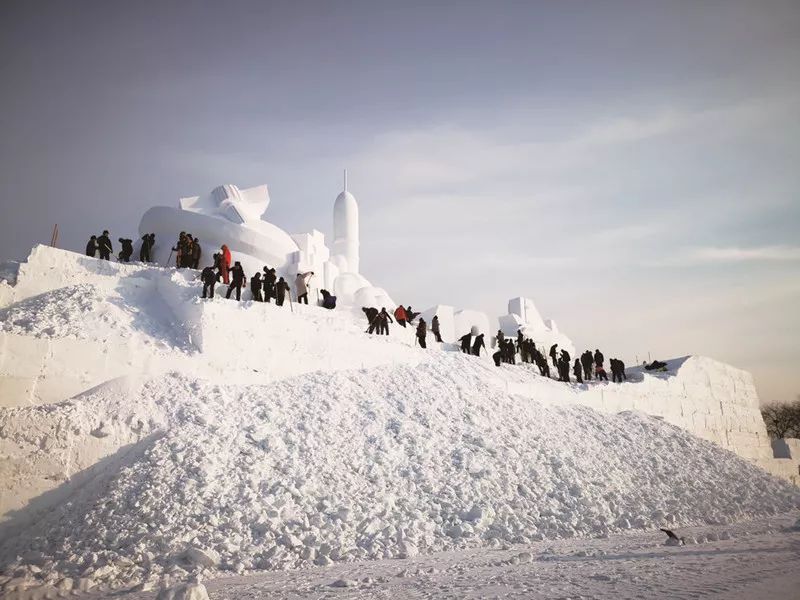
[50,224,59,247]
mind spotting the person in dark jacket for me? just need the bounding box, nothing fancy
[377,307,393,335]
[405,306,419,323]
[610,358,627,383]
[504,339,516,364]
[416,318,427,349]
[459,333,472,354]
[139,233,154,262]
[225,261,246,300]
[431,315,443,342]
[250,272,263,301]
[320,289,336,309]
[558,355,570,382]
[581,350,593,381]
[275,277,290,306]
[573,359,583,384]
[200,265,219,299]
[97,231,113,260]
[262,267,277,303]
[86,235,98,257]
[535,351,550,377]
[472,333,486,357]
[191,238,202,269]
[549,344,558,368]
[497,330,505,346]
[594,349,604,369]
[118,238,133,262]
[493,349,503,366]
[362,306,379,333]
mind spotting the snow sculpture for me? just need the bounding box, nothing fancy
[139,184,299,275]
[454,309,491,338]
[332,170,360,274]
[501,296,575,357]
[420,305,455,342]
[138,175,393,307]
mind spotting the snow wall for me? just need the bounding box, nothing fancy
[0,245,797,531]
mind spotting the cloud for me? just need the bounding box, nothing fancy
[651,245,800,266]
[691,245,800,262]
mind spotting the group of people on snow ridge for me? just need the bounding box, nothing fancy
[359,306,629,385]
[85,230,336,309]
[361,305,439,348]
[84,231,627,383]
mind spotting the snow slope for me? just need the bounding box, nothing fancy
[1,354,798,594]
[1,245,799,597]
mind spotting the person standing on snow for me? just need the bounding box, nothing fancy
[191,238,202,269]
[549,344,559,368]
[139,233,154,262]
[97,230,113,260]
[86,235,98,257]
[250,272,263,302]
[581,350,594,381]
[220,245,232,284]
[594,348,605,370]
[295,271,314,304]
[459,332,472,354]
[416,318,427,348]
[431,315,443,342]
[472,333,486,357]
[394,305,408,328]
[377,307,393,335]
[225,261,246,301]
[573,359,583,384]
[405,306,418,323]
[275,277,290,306]
[262,267,276,302]
[200,265,219,299]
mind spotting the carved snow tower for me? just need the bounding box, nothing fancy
[331,169,360,275]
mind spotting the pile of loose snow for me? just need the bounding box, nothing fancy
[0,277,190,348]
[1,353,797,592]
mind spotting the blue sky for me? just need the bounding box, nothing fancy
[1,1,798,403]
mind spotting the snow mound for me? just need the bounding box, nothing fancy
[2,354,797,590]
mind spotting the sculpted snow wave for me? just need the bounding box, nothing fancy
[1,354,797,592]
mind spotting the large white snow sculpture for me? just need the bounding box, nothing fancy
[138,176,393,307]
[139,184,299,274]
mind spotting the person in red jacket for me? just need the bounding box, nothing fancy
[220,244,232,284]
[394,305,407,328]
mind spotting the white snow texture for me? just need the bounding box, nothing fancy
[0,245,798,595]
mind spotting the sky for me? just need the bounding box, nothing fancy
[1,1,798,404]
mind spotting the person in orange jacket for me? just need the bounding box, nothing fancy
[394,305,407,328]
[220,244,232,284]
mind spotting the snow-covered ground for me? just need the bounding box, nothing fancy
[113,515,800,600]
[1,246,798,599]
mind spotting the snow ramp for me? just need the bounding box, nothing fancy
[1,353,798,594]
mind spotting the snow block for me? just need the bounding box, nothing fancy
[420,305,455,343]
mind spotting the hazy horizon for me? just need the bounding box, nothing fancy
[1,1,798,404]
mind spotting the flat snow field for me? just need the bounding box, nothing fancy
[102,515,800,600]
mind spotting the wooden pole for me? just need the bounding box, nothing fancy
[50,224,59,247]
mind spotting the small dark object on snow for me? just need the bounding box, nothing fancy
[660,528,685,545]
[645,360,669,371]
